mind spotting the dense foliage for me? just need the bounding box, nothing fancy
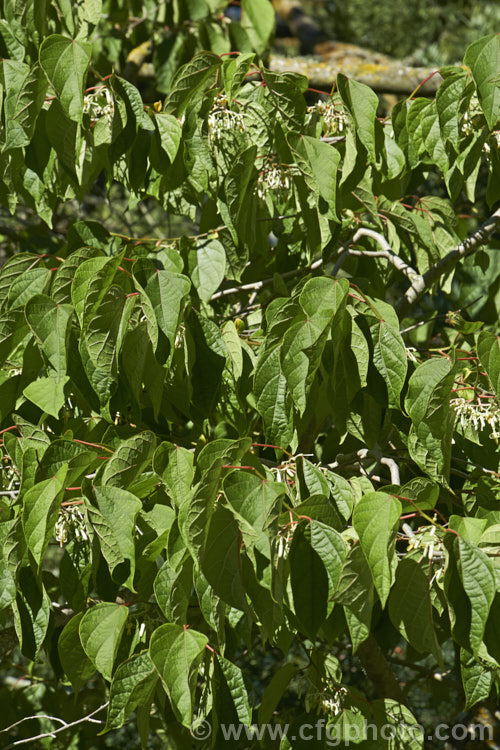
[1,1,500,747]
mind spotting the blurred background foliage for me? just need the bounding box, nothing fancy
[303,0,500,65]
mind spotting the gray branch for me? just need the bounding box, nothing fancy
[397,207,500,317]
[335,227,421,282]
[210,256,323,301]
[3,703,109,749]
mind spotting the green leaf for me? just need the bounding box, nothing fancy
[22,465,67,567]
[337,74,379,163]
[39,34,92,121]
[153,441,194,507]
[25,294,72,373]
[58,613,96,694]
[22,372,70,418]
[87,486,142,591]
[8,267,50,309]
[102,431,156,489]
[105,651,158,731]
[371,318,408,408]
[13,567,51,661]
[200,505,248,612]
[221,320,243,380]
[477,331,500,396]
[388,558,441,661]
[464,34,500,129]
[306,521,347,613]
[299,135,341,213]
[71,254,122,329]
[189,237,226,303]
[2,61,47,149]
[352,492,401,607]
[79,602,129,681]
[453,536,496,653]
[258,662,299,724]
[216,654,252,725]
[241,0,274,55]
[460,649,493,710]
[149,623,208,726]
[165,51,222,117]
[289,523,329,639]
[151,112,182,167]
[336,544,374,652]
[154,556,193,624]
[138,270,191,365]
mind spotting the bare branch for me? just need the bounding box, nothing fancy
[397,207,500,317]
[333,227,420,283]
[3,703,109,749]
[210,256,324,301]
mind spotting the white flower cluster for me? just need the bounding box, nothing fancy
[405,346,419,363]
[321,686,348,717]
[483,130,500,154]
[55,506,89,546]
[450,397,500,439]
[83,86,114,123]
[308,100,348,135]
[461,94,483,136]
[207,94,245,142]
[256,163,292,200]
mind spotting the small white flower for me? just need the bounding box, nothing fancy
[207,94,245,143]
[55,506,89,547]
[450,397,500,437]
[308,99,348,136]
[83,86,114,123]
[256,163,293,200]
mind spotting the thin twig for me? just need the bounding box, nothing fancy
[3,703,109,749]
[397,207,500,317]
[210,256,324,301]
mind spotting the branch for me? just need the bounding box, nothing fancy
[210,256,323,301]
[3,704,109,749]
[397,207,500,318]
[334,227,420,282]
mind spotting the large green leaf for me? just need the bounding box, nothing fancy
[39,34,92,121]
[452,536,496,653]
[153,441,194,507]
[58,613,96,694]
[87,486,142,591]
[371,318,408,408]
[464,34,500,129]
[289,523,329,639]
[105,651,158,731]
[337,74,379,163]
[477,331,500,396]
[165,51,222,116]
[241,0,274,55]
[460,649,493,710]
[388,558,441,661]
[79,603,129,681]
[102,431,156,489]
[149,623,208,726]
[200,505,248,612]
[22,372,69,418]
[336,544,375,652]
[21,465,67,566]
[216,654,252,725]
[2,60,47,149]
[25,294,72,373]
[189,237,226,303]
[352,492,401,607]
